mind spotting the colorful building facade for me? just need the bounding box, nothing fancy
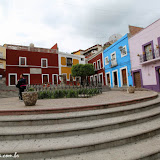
[87,50,106,85]
[129,19,160,91]
[58,52,85,85]
[103,34,133,88]
[0,45,6,69]
[5,44,59,86]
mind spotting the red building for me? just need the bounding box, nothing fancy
[87,51,106,85]
[5,43,59,86]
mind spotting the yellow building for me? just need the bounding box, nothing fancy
[58,52,85,84]
[72,49,85,55]
[0,45,6,69]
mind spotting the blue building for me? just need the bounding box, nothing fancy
[103,34,133,88]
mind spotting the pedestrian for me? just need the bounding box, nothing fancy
[16,74,27,100]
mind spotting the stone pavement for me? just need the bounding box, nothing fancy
[0,90,157,111]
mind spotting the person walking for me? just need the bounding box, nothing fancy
[16,74,27,100]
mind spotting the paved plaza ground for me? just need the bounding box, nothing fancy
[0,91,157,111]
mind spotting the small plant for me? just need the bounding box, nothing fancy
[28,88,34,92]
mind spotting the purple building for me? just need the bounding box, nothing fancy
[129,19,160,91]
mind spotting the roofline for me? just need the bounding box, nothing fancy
[129,18,160,39]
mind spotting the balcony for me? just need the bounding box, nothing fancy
[139,49,160,65]
[110,59,118,68]
[67,63,72,67]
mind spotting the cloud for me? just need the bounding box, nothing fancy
[0,0,160,52]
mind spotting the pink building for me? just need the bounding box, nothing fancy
[129,19,160,91]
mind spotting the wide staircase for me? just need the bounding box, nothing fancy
[0,96,160,160]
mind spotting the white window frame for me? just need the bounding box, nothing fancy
[90,75,93,82]
[93,62,96,70]
[97,59,101,70]
[52,74,58,85]
[105,72,111,87]
[62,73,67,82]
[42,74,49,84]
[23,73,30,85]
[111,52,116,62]
[19,57,27,66]
[98,72,104,85]
[94,74,98,82]
[8,73,17,86]
[121,45,127,57]
[105,56,109,65]
[0,63,3,69]
[112,69,119,87]
[41,58,48,68]
[120,66,129,87]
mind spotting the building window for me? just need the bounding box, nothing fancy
[97,60,101,70]
[0,63,3,69]
[120,46,127,57]
[144,44,153,61]
[52,74,58,85]
[23,74,30,85]
[9,73,17,86]
[62,74,67,84]
[41,58,48,68]
[66,58,72,67]
[105,57,109,65]
[81,58,84,61]
[42,74,49,84]
[0,52,3,58]
[111,52,117,67]
[19,57,27,66]
[93,62,96,70]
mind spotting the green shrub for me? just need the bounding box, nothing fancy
[67,90,78,98]
[28,88,34,92]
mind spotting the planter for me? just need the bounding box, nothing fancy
[127,86,135,93]
[22,91,38,106]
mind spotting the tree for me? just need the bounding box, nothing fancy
[71,64,95,85]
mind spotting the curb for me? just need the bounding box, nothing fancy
[0,93,158,116]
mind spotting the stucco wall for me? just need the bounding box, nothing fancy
[129,19,160,86]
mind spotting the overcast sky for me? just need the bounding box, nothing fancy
[0,0,159,53]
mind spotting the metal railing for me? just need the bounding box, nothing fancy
[26,81,102,98]
[140,48,160,63]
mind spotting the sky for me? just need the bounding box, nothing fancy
[0,0,160,53]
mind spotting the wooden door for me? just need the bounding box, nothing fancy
[106,74,110,86]
[43,75,48,84]
[122,69,127,86]
[134,72,141,88]
[99,74,103,84]
[53,75,58,85]
[113,72,118,86]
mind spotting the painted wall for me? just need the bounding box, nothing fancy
[58,52,85,84]
[0,46,6,69]
[103,34,133,88]
[88,52,106,85]
[129,19,160,91]
[6,49,59,86]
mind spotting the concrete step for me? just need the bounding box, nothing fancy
[0,96,160,126]
[0,117,160,159]
[52,135,160,160]
[0,83,17,91]
[0,90,18,98]
[0,106,160,141]
[102,85,111,92]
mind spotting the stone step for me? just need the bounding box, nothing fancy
[0,90,18,98]
[0,106,160,141]
[0,97,160,126]
[52,135,160,160]
[0,117,160,159]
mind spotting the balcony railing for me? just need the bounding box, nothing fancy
[5,44,57,54]
[110,59,118,67]
[140,48,160,64]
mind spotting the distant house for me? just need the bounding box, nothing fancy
[58,52,85,85]
[103,34,133,88]
[5,43,59,86]
[72,44,105,85]
[129,19,160,91]
[0,45,6,69]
